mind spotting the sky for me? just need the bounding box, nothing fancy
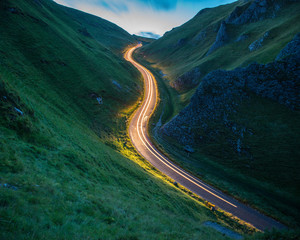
[53,0,236,38]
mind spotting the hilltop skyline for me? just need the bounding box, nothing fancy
[53,0,236,38]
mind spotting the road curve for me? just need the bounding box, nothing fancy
[124,44,285,231]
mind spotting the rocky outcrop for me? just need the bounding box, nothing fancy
[162,34,300,148]
[206,21,229,55]
[112,80,122,90]
[225,0,292,25]
[204,0,297,55]
[162,69,249,145]
[171,67,201,91]
[276,33,300,60]
[235,34,249,42]
[248,31,269,51]
[195,30,207,42]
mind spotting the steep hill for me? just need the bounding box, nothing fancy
[141,0,300,94]
[62,6,136,53]
[0,0,248,239]
[133,34,156,45]
[136,0,300,228]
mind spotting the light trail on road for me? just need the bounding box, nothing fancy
[124,44,285,231]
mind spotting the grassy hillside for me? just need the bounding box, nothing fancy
[140,0,300,116]
[0,0,254,239]
[62,7,136,54]
[134,0,300,229]
[133,34,156,45]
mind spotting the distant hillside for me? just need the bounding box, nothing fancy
[62,6,136,53]
[141,0,300,95]
[0,0,240,239]
[137,0,300,228]
[133,34,156,45]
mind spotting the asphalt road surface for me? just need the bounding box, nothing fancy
[124,44,285,231]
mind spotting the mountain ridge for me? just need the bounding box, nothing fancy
[141,0,300,95]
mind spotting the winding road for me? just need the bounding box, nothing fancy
[124,44,285,231]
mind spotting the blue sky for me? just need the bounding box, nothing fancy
[54,0,236,38]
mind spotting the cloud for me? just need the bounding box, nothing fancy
[137,31,161,39]
[135,0,236,11]
[55,0,236,14]
[98,0,128,13]
[142,0,177,11]
[55,0,128,13]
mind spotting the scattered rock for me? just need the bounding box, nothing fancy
[90,93,103,105]
[14,107,24,116]
[96,97,103,105]
[248,31,269,52]
[159,71,167,77]
[112,80,122,90]
[235,34,249,42]
[0,183,18,191]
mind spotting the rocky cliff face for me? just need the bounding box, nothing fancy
[207,21,229,55]
[276,33,300,60]
[248,31,269,51]
[206,0,297,55]
[226,0,294,25]
[162,34,300,152]
[171,67,201,91]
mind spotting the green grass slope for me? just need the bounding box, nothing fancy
[62,7,136,54]
[0,0,250,239]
